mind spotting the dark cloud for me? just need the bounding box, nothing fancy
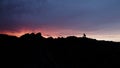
[0,0,120,33]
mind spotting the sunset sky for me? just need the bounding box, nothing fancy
[0,0,120,41]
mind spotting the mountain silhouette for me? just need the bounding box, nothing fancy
[0,33,120,68]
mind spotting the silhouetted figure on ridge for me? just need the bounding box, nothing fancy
[83,33,86,38]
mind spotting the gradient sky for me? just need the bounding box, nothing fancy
[0,0,120,41]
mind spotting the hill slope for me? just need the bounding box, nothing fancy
[0,33,120,68]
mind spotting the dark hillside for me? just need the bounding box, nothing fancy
[0,33,120,68]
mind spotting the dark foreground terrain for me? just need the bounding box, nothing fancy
[0,33,120,68]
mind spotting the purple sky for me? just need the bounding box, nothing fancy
[0,0,120,41]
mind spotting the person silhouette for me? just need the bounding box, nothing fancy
[83,33,86,38]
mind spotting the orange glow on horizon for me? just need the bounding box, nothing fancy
[0,29,120,41]
[0,28,83,38]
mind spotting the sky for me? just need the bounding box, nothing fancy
[0,0,120,41]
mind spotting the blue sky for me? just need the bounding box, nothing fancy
[0,0,120,41]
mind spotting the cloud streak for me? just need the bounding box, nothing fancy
[0,0,120,41]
